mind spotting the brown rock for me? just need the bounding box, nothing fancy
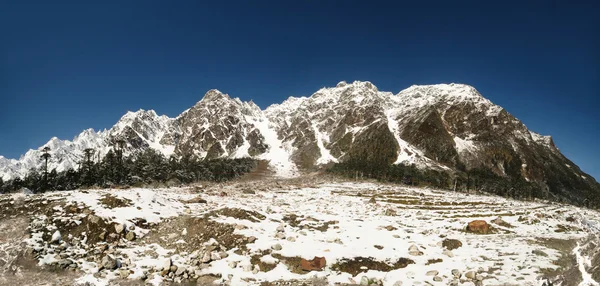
[185,196,207,204]
[442,238,463,250]
[466,220,491,234]
[300,257,326,271]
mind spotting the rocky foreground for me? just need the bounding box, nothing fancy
[0,177,599,286]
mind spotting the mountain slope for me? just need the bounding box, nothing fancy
[1,81,598,204]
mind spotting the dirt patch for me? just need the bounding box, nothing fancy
[536,237,582,286]
[99,194,133,208]
[331,257,415,276]
[207,208,266,223]
[271,254,307,274]
[426,258,443,265]
[250,251,279,272]
[282,214,338,232]
[143,214,252,254]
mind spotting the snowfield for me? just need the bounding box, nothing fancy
[1,178,599,286]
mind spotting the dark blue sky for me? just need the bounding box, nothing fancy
[1,1,598,179]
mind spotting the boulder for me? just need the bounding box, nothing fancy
[271,244,282,251]
[466,220,491,234]
[442,238,463,250]
[162,258,172,272]
[408,244,423,256]
[465,270,476,279]
[300,256,326,271]
[101,255,118,270]
[201,252,211,263]
[50,231,62,244]
[114,224,125,234]
[125,231,136,241]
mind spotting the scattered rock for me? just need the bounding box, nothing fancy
[368,197,376,204]
[287,236,296,242]
[242,189,256,195]
[451,269,461,278]
[125,231,136,241]
[276,224,285,232]
[247,236,257,243]
[433,276,443,282]
[159,258,171,272]
[275,232,286,239]
[408,244,423,256]
[443,249,454,257]
[360,276,370,285]
[228,261,238,268]
[211,252,221,261]
[442,238,463,250]
[426,270,439,276]
[102,255,118,270]
[385,225,398,231]
[475,274,484,281]
[119,269,130,278]
[201,252,211,263]
[271,244,282,251]
[114,224,124,234]
[533,249,548,257]
[393,281,403,286]
[51,230,62,243]
[185,196,208,204]
[465,270,476,280]
[300,256,326,271]
[384,209,397,216]
[374,245,384,250]
[57,259,73,268]
[88,215,101,224]
[466,220,491,234]
[492,217,513,228]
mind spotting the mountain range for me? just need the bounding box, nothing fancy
[1,81,598,203]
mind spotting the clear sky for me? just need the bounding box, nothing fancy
[0,1,598,180]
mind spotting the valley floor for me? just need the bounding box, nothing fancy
[0,176,599,286]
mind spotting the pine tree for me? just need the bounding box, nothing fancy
[82,148,96,187]
[40,146,51,191]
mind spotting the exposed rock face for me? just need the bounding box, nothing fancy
[1,81,599,205]
[174,90,267,159]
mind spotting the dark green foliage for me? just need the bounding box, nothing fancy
[0,148,257,194]
[326,160,590,207]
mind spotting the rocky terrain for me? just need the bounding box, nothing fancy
[2,81,598,205]
[1,176,599,286]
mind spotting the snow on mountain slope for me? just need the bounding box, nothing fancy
[1,80,596,202]
[0,110,178,181]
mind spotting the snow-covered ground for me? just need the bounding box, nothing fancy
[1,179,599,286]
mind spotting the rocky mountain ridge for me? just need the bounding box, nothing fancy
[1,81,598,203]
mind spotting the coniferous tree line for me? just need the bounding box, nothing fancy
[328,159,600,209]
[0,147,257,194]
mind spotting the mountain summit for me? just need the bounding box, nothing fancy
[1,81,598,204]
